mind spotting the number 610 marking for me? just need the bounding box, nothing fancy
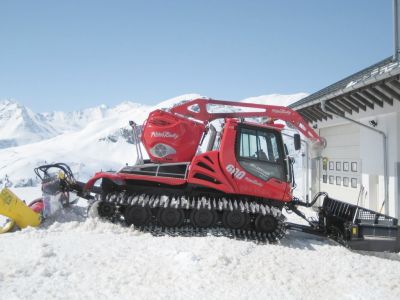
[226,164,245,179]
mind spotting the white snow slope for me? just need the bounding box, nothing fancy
[2,94,399,299]
[1,188,400,300]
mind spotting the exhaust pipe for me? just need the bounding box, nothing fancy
[394,0,400,61]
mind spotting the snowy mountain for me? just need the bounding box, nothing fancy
[0,100,150,149]
[0,100,59,148]
[42,101,147,133]
[41,104,109,133]
[0,93,305,187]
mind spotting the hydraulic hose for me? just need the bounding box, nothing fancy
[292,192,328,207]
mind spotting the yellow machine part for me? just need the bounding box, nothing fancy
[0,219,15,234]
[0,188,41,232]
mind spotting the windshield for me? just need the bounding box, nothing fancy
[237,126,285,181]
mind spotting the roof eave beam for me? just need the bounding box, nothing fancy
[344,95,367,111]
[359,90,383,107]
[369,86,394,105]
[337,97,359,113]
[299,109,318,123]
[326,101,345,116]
[383,80,400,101]
[310,105,329,120]
[351,93,374,109]
[331,99,353,114]
[314,104,333,119]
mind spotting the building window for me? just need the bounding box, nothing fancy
[343,162,349,172]
[351,178,357,188]
[329,176,334,184]
[343,177,349,187]
[336,162,341,171]
[329,161,334,170]
[322,175,327,183]
[351,162,358,172]
[336,176,341,186]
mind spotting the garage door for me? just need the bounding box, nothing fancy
[313,123,363,206]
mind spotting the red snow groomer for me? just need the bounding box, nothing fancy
[78,98,399,252]
[3,98,396,252]
[83,99,319,240]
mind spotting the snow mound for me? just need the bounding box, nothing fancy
[1,188,399,299]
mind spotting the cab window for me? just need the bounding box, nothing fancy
[237,127,284,181]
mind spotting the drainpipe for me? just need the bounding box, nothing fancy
[321,101,389,215]
[304,140,310,203]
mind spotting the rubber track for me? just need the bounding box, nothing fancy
[97,192,287,244]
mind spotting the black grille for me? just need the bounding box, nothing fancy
[323,196,397,226]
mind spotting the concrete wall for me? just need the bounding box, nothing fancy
[310,101,400,217]
[318,123,361,205]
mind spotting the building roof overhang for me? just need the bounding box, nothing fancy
[289,57,400,123]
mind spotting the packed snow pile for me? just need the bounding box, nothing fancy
[1,187,399,300]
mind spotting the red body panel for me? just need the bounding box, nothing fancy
[29,200,44,214]
[218,119,291,202]
[84,171,186,191]
[141,110,205,163]
[85,119,291,202]
[187,151,237,194]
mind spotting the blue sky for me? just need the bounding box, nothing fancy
[0,0,393,112]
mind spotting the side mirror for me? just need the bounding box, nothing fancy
[294,134,301,150]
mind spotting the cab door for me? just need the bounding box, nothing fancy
[234,125,289,200]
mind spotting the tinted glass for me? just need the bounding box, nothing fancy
[237,127,284,181]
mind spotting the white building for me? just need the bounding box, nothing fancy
[290,57,400,218]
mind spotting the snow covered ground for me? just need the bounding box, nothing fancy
[1,94,399,299]
[1,187,399,300]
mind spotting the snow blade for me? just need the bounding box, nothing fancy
[0,188,41,232]
[322,196,400,252]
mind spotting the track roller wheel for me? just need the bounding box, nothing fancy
[97,202,115,218]
[222,210,249,229]
[158,207,184,227]
[255,214,278,233]
[87,200,100,218]
[190,209,218,228]
[124,205,152,226]
[328,226,346,245]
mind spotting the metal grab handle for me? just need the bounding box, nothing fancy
[129,121,144,165]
